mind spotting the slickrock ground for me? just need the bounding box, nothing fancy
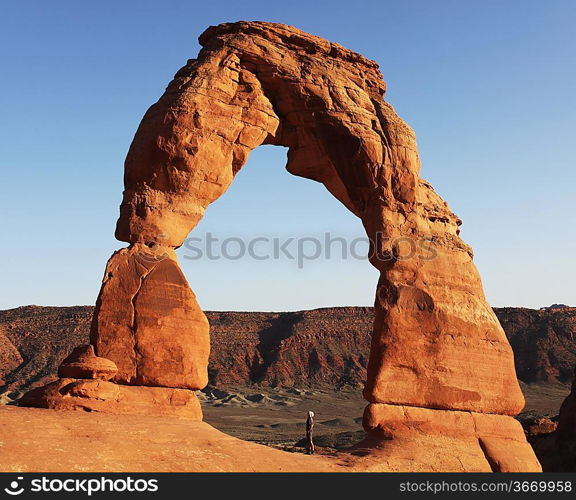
[0,406,342,472]
[0,405,538,472]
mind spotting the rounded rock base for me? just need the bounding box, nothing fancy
[356,403,541,472]
[19,378,202,420]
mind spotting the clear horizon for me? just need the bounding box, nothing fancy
[1,0,575,311]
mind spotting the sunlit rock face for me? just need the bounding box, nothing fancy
[89,245,210,389]
[27,21,540,471]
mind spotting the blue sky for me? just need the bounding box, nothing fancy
[0,0,574,311]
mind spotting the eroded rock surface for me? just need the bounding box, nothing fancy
[360,404,541,472]
[20,341,202,420]
[58,345,118,380]
[20,379,202,420]
[0,329,22,385]
[90,245,210,389]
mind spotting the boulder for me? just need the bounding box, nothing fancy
[58,344,117,380]
[521,416,558,438]
[19,378,202,420]
[90,245,210,390]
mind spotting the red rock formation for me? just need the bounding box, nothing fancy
[110,20,523,414]
[58,345,118,380]
[19,344,202,420]
[19,379,202,420]
[499,306,576,383]
[552,367,576,470]
[90,245,209,389]
[360,404,539,472]
[18,248,207,419]
[18,21,539,470]
[0,329,22,385]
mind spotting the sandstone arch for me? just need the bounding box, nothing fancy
[25,22,540,471]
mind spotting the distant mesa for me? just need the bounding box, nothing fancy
[3,305,576,393]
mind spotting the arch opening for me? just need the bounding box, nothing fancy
[175,144,378,442]
[175,144,378,312]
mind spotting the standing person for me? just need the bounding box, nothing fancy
[306,411,315,455]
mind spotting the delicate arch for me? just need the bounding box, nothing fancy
[19,21,540,472]
[101,21,522,416]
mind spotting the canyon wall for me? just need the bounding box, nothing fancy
[3,305,573,395]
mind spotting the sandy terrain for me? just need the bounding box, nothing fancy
[199,382,571,451]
